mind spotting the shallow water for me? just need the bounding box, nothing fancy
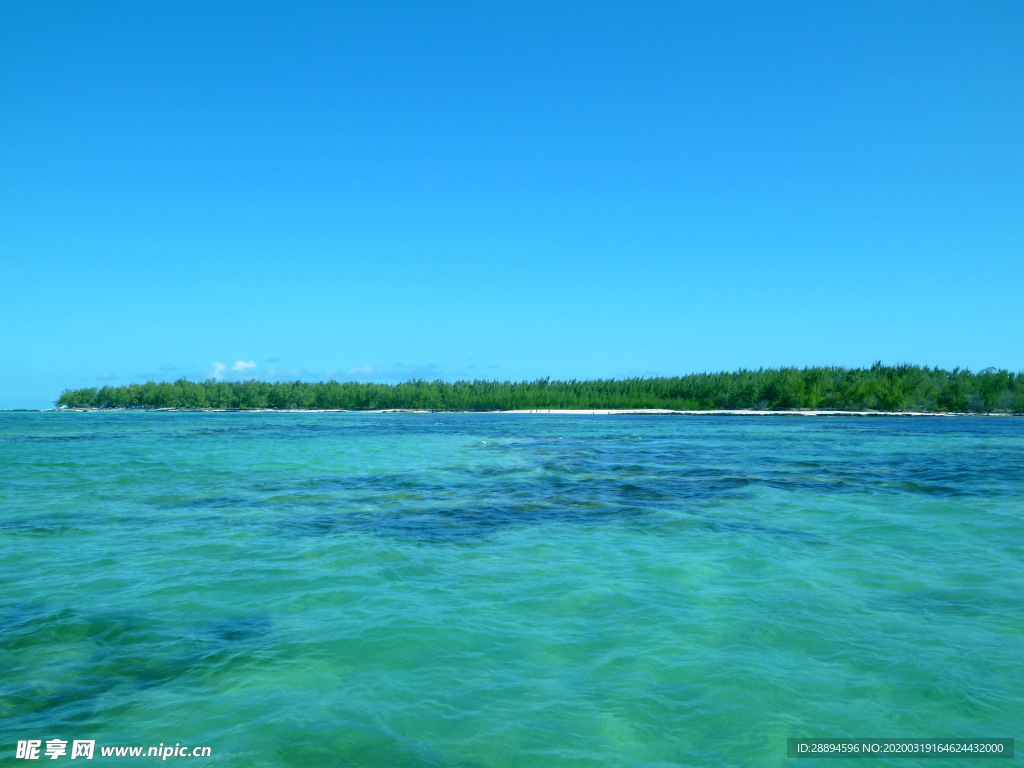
[1,412,1022,766]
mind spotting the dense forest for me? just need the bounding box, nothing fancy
[56,365,1024,413]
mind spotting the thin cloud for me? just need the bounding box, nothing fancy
[188,361,473,384]
[346,364,381,377]
[340,363,449,382]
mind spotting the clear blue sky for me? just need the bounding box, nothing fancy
[1,2,1022,408]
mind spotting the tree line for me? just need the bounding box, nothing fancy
[55,365,1024,412]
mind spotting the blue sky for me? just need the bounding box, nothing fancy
[1,1,1022,408]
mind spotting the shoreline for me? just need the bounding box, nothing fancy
[21,407,1020,416]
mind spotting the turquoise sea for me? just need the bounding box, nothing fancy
[2,412,1022,766]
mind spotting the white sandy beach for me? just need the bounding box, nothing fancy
[492,409,1004,416]
[49,407,1016,416]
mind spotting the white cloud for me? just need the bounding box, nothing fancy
[339,363,451,382]
[211,362,226,381]
[346,364,380,377]
[231,360,257,372]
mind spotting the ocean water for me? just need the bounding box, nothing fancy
[1,412,1021,767]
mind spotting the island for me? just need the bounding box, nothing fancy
[55,365,1024,413]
